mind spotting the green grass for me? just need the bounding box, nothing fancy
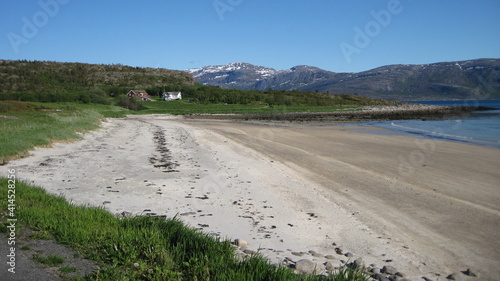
[34,254,66,267]
[0,101,127,163]
[59,266,78,273]
[0,179,370,281]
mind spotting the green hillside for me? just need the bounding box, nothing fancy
[0,60,394,109]
[0,60,194,103]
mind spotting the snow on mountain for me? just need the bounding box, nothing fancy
[186,62,332,90]
[185,59,500,100]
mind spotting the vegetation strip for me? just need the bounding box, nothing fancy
[185,105,485,122]
[0,180,369,280]
[0,102,127,164]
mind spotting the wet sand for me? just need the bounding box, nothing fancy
[1,115,499,280]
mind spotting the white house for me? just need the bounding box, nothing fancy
[163,92,182,101]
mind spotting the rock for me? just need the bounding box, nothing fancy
[447,272,464,281]
[422,277,434,281]
[372,273,391,281]
[344,252,354,258]
[382,265,398,275]
[325,261,336,272]
[120,211,132,217]
[242,249,257,255]
[325,255,336,260]
[295,259,323,275]
[395,272,406,277]
[308,250,323,257]
[463,268,478,277]
[234,251,247,262]
[371,267,381,274]
[292,252,305,257]
[233,239,249,248]
[388,275,401,281]
[353,258,365,269]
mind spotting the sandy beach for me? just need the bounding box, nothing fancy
[1,115,499,280]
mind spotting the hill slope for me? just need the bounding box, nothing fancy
[0,60,194,96]
[187,59,500,101]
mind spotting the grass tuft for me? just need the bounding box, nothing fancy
[34,254,65,267]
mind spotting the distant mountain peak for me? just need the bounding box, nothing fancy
[186,60,500,100]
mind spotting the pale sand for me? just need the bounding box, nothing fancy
[1,115,499,280]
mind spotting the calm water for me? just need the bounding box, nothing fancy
[359,100,500,148]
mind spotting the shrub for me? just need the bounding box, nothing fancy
[115,95,144,111]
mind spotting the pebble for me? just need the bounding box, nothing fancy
[324,255,336,260]
[120,211,132,217]
[324,261,336,272]
[372,273,390,281]
[295,259,323,275]
[352,258,365,269]
[308,250,323,257]
[242,249,257,255]
[233,239,249,248]
[382,265,398,275]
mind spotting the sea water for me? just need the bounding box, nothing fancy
[358,100,500,148]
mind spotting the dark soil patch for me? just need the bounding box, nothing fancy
[0,228,98,280]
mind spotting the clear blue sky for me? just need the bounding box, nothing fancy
[1,0,499,73]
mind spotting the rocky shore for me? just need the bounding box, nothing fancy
[232,238,480,281]
[186,104,486,122]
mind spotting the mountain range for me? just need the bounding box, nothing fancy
[187,59,500,101]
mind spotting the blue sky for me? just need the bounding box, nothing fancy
[1,0,499,73]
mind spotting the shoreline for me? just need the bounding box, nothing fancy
[185,104,486,122]
[1,115,499,280]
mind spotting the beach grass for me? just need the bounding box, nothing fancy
[0,179,370,280]
[0,101,127,163]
